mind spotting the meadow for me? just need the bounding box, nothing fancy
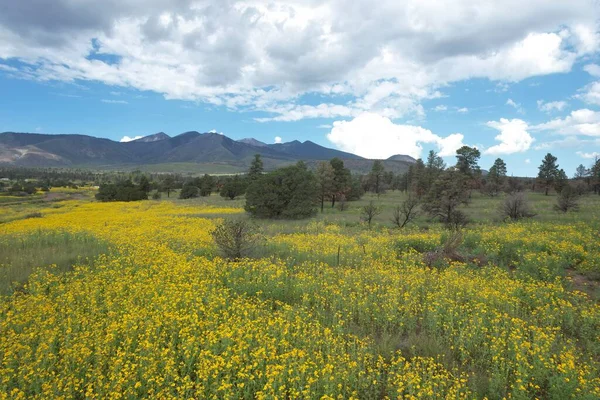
[0,188,599,399]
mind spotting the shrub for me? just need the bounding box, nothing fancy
[179,183,200,199]
[360,201,381,229]
[211,219,260,260]
[554,185,580,213]
[500,193,536,221]
[391,193,419,228]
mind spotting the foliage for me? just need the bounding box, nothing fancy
[95,180,148,202]
[211,219,260,260]
[248,154,264,181]
[455,146,481,177]
[315,161,335,212]
[368,160,386,196]
[488,158,507,186]
[500,192,536,221]
[179,182,200,199]
[422,170,469,227]
[537,153,560,195]
[245,162,318,219]
[220,175,247,200]
[330,158,352,207]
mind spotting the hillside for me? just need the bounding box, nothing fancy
[0,131,415,173]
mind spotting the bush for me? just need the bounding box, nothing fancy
[500,193,536,221]
[96,181,148,202]
[211,219,260,260]
[554,186,580,213]
[391,193,419,228]
[179,183,200,199]
[152,191,162,200]
[360,201,381,229]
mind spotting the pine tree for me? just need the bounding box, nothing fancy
[315,161,335,212]
[248,154,264,181]
[455,146,481,177]
[368,160,385,196]
[537,153,559,195]
[330,158,351,207]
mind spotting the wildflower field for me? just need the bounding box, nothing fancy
[1,194,600,399]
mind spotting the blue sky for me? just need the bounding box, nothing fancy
[1,1,600,176]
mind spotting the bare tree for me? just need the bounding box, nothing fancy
[391,193,420,228]
[554,186,580,213]
[500,193,536,221]
[360,201,381,229]
[211,219,260,260]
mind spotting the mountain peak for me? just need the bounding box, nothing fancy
[387,154,417,163]
[133,132,170,143]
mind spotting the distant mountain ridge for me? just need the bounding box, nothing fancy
[0,131,416,173]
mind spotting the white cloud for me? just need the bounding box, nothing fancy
[0,1,598,121]
[576,151,600,159]
[506,98,525,114]
[576,81,600,105]
[537,100,568,113]
[457,107,469,113]
[525,159,531,164]
[484,118,534,155]
[326,112,464,159]
[120,135,142,142]
[317,124,332,129]
[101,99,128,104]
[274,136,282,144]
[583,64,600,77]
[533,109,600,137]
[433,105,447,112]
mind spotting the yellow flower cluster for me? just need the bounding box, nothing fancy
[0,200,598,399]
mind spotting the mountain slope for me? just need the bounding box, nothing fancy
[0,131,415,173]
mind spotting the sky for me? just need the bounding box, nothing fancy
[1,1,600,176]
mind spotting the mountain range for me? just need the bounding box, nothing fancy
[0,131,417,174]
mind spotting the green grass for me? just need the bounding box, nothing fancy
[0,230,111,296]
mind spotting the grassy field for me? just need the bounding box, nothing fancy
[0,188,599,398]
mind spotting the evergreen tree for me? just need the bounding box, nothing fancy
[245,162,318,219]
[248,154,264,181]
[199,174,214,196]
[425,150,445,190]
[422,170,469,228]
[330,158,351,207]
[574,164,588,179]
[139,175,151,193]
[368,160,385,196]
[411,159,428,197]
[315,161,335,212]
[537,153,560,195]
[554,169,568,193]
[455,146,481,177]
[488,158,507,185]
[161,176,175,198]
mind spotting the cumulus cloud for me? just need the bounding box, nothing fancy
[576,81,600,105]
[120,135,142,142]
[274,136,282,144]
[433,105,447,112]
[533,109,600,137]
[0,1,598,121]
[576,151,600,159]
[583,64,600,77]
[537,100,568,113]
[326,112,464,159]
[484,118,534,155]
